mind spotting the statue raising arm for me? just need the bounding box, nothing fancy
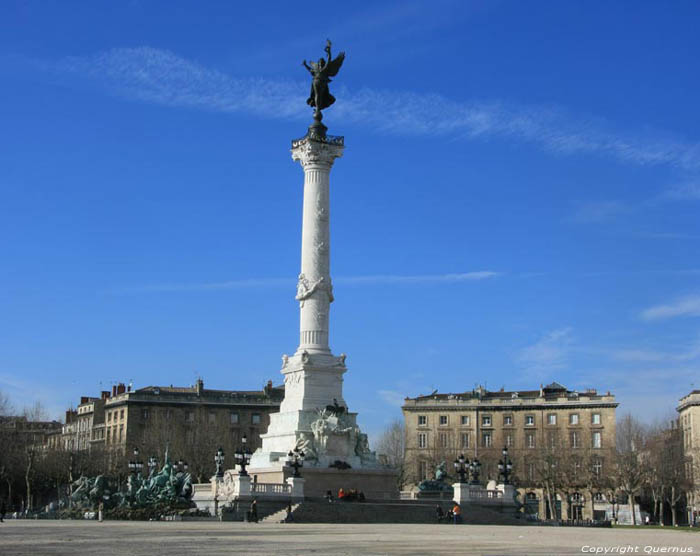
[324,39,332,65]
[303,39,345,113]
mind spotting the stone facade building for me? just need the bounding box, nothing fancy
[102,378,284,454]
[402,382,617,520]
[677,390,700,524]
[0,415,62,448]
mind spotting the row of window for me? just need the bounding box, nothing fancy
[140,408,262,425]
[418,413,602,427]
[106,409,125,423]
[417,459,605,482]
[108,407,264,425]
[417,430,603,449]
[106,424,124,444]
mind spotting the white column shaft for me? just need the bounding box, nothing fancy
[291,139,343,354]
[299,164,331,351]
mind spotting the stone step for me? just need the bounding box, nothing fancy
[261,503,301,524]
[220,500,290,522]
[286,501,527,525]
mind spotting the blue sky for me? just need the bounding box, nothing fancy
[1,1,699,438]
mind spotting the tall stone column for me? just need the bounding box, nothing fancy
[252,134,350,462]
[292,136,344,354]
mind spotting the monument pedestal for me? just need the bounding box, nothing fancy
[250,466,398,499]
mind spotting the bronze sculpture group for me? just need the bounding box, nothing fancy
[69,450,193,512]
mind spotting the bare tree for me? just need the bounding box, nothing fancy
[0,389,13,416]
[22,401,48,422]
[644,429,667,524]
[375,420,407,489]
[615,414,647,525]
[532,447,565,520]
[661,424,690,527]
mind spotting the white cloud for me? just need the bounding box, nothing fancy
[109,278,291,294]
[571,200,631,223]
[610,339,700,363]
[665,181,700,200]
[517,327,573,371]
[377,389,406,407]
[336,272,501,285]
[49,47,700,171]
[641,294,700,321]
[109,271,500,294]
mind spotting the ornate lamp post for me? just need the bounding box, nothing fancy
[453,454,469,483]
[214,447,225,478]
[147,455,158,476]
[286,448,305,477]
[234,434,252,476]
[128,447,144,475]
[498,446,513,485]
[469,457,481,485]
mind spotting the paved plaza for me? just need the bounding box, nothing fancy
[1,521,698,556]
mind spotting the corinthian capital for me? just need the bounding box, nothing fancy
[291,138,344,168]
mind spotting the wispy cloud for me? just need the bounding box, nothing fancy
[108,271,501,294]
[110,278,291,294]
[46,47,700,170]
[634,232,700,240]
[336,271,501,285]
[517,327,573,372]
[610,336,700,363]
[570,200,631,223]
[665,180,700,200]
[641,294,700,321]
[377,389,406,407]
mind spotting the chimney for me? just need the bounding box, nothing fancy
[112,385,117,397]
[116,383,126,395]
[80,396,89,404]
[196,378,204,396]
[65,410,72,423]
[101,391,110,400]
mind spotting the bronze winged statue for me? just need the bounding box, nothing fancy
[303,39,345,118]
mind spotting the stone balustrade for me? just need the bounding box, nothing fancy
[251,482,291,495]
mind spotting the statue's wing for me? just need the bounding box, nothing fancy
[326,52,345,77]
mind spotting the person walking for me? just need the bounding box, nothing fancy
[285,503,293,523]
[435,504,444,523]
[250,499,258,523]
[452,503,462,525]
[0,499,6,523]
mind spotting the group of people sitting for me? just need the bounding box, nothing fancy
[325,488,366,502]
[436,503,462,524]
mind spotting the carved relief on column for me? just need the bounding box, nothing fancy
[295,274,334,306]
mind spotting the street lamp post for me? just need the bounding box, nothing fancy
[128,447,144,476]
[453,454,469,483]
[214,447,225,478]
[469,458,481,485]
[286,448,305,478]
[147,455,158,477]
[498,446,513,485]
[175,458,189,474]
[234,434,252,476]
